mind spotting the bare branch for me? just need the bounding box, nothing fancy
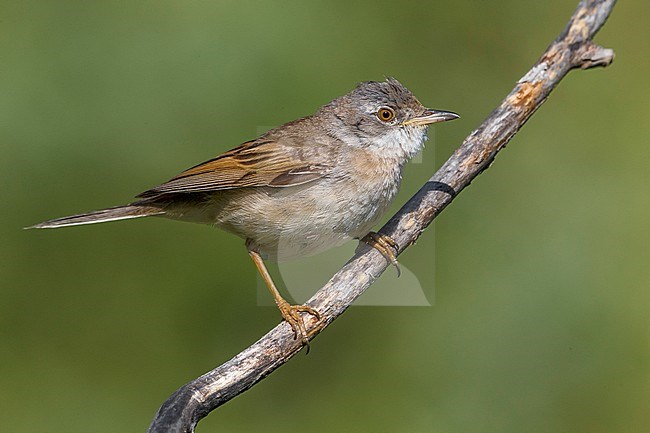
[147,1,617,432]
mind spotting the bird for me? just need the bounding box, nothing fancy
[30,77,459,346]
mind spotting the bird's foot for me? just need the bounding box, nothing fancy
[361,232,401,277]
[277,301,323,351]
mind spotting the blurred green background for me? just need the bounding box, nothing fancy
[2,1,648,432]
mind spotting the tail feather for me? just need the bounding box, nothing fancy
[27,204,165,229]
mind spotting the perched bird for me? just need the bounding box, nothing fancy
[30,77,459,345]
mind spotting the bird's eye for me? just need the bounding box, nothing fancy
[377,107,396,122]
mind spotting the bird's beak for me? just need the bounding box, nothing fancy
[402,109,460,127]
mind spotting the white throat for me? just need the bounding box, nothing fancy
[370,126,428,162]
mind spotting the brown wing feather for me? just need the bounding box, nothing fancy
[137,139,328,198]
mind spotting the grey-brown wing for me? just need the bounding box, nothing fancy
[137,139,328,198]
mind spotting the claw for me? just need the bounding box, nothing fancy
[277,301,323,353]
[361,232,401,277]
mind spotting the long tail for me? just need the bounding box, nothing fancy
[27,204,165,229]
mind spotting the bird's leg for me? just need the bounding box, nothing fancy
[361,232,401,277]
[247,248,323,348]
